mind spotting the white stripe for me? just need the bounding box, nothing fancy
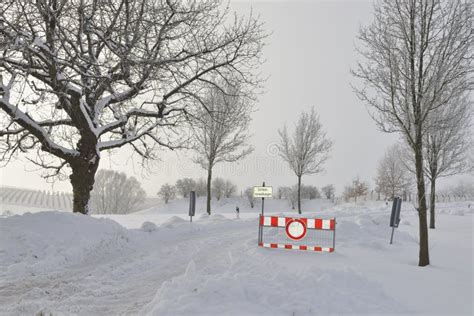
[307,218,315,229]
[277,217,286,227]
[322,247,331,252]
[322,220,330,230]
[263,243,271,248]
[277,244,285,249]
[263,217,271,226]
[292,245,299,250]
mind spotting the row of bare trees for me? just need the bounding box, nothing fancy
[375,140,472,229]
[157,177,237,204]
[353,0,473,266]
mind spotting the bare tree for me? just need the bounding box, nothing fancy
[212,177,225,201]
[450,180,474,198]
[321,184,335,200]
[352,0,472,266]
[90,170,146,214]
[277,187,285,199]
[343,178,369,202]
[192,82,254,214]
[301,185,320,199]
[195,178,207,198]
[287,185,299,210]
[277,108,332,214]
[375,145,412,200]
[157,183,175,204]
[424,95,472,228]
[223,179,237,198]
[278,185,298,209]
[278,186,290,200]
[175,178,196,198]
[244,187,256,208]
[0,0,265,214]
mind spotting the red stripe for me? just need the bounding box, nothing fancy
[261,243,334,253]
[259,215,264,226]
[315,219,323,229]
[285,217,292,225]
[271,216,278,227]
[330,219,335,230]
[258,242,263,247]
[301,218,308,227]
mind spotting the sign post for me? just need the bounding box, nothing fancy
[389,197,402,244]
[189,191,196,222]
[253,183,273,245]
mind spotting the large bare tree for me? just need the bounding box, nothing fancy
[192,82,253,214]
[277,107,332,214]
[0,0,265,214]
[353,0,472,266]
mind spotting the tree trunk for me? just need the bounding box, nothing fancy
[429,178,436,229]
[414,142,430,266]
[70,157,100,214]
[297,175,302,214]
[206,167,212,215]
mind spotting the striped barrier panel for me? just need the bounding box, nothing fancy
[258,215,336,252]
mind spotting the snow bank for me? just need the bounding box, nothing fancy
[141,221,158,232]
[143,257,404,315]
[0,212,132,278]
[1,201,471,315]
[162,215,188,228]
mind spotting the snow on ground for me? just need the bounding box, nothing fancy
[0,199,472,315]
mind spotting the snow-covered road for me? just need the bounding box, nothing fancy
[0,201,472,315]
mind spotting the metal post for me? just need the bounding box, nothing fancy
[258,214,262,245]
[390,226,395,244]
[259,182,265,246]
[332,217,336,251]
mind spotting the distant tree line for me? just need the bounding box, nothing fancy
[157,177,237,204]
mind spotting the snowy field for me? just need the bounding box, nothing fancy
[0,199,472,315]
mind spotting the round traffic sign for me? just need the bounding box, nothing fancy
[285,219,307,240]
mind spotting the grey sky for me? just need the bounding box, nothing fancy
[0,0,471,196]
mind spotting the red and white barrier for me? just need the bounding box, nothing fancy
[260,216,335,230]
[258,243,334,252]
[258,215,336,253]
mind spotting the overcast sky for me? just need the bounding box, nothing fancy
[1,0,472,196]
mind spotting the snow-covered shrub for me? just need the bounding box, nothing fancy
[141,221,158,232]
